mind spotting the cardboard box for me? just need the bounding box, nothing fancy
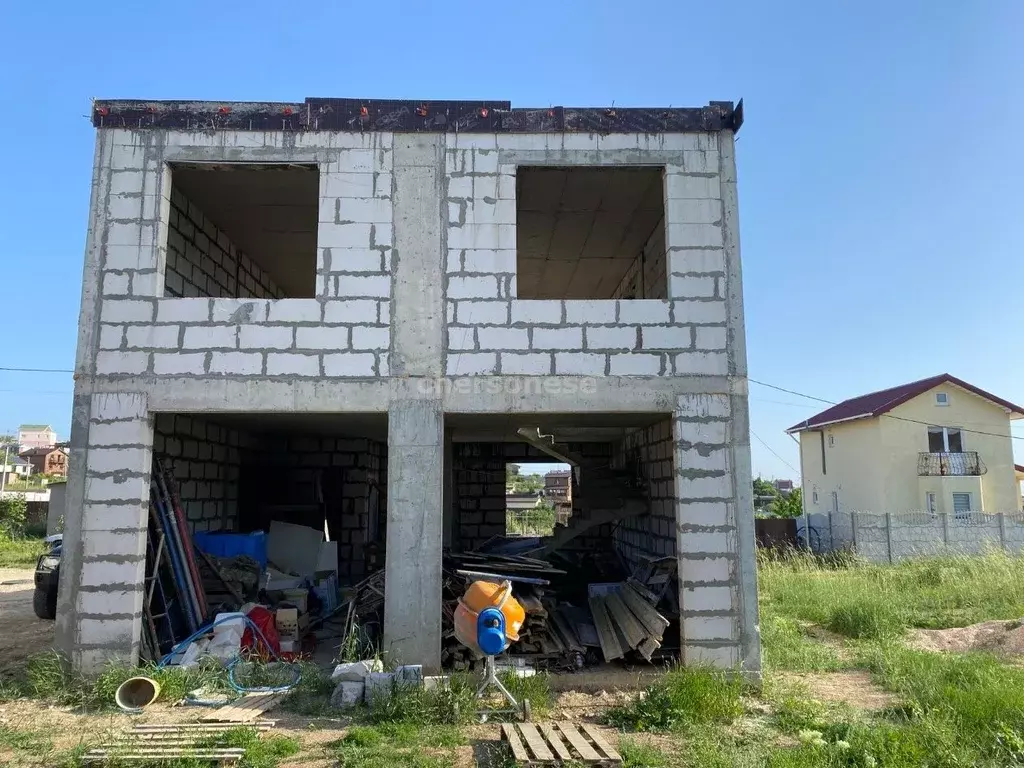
[275,608,309,641]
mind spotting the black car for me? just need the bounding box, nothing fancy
[33,534,62,620]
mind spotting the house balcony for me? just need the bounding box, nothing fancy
[917,451,986,477]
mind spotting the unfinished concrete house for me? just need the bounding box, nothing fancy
[59,98,759,676]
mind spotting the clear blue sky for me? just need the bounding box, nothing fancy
[1,1,1022,477]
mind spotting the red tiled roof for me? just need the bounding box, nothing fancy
[787,374,1024,433]
[19,447,64,457]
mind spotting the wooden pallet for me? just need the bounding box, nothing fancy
[501,722,622,766]
[83,720,276,764]
[200,693,285,722]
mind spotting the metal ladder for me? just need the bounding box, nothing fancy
[142,502,180,661]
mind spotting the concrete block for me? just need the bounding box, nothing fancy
[683,616,737,642]
[448,276,499,300]
[85,472,147,502]
[130,270,161,297]
[554,353,605,375]
[100,300,154,324]
[453,301,509,325]
[678,474,731,500]
[679,556,733,584]
[352,327,390,350]
[77,618,137,645]
[672,300,727,325]
[296,326,349,350]
[532,327,582,350]
[678,447,730,473]
[618,300,671,325]
[323,353,377,376]
[669,276,717,299]
[268,299,322,323]
[210,299,270,324]
[157,299,210,323]
[677,393,730,419]
[446,353,497,375]
[78,589,142,615]
[91,392,147,421]
[318,222,382,249]
[511,300,562,324]
[267,353,320,376]
[104,245,147,271]
[87,447,149,475]
[641,325,690,350]
[678,501,729,527]
[335,197,393,224]
[239,325,293,349]
[686,645,740,668]
[665,172,722,200]
[586,326,637,350]
[667,198,723,225]
[678,530,732,555]
[668,249,726,274]
[78,558,143,587]
[667,222,724,251]
[461,249,517,274]
[183,326,237,349]
[96,351,148,375]
[323,172,391,199]
[677,420,728,445]
[682,585,734,612]
[89,420,149,448]
[378,300,391,325]
[153,353,205,375]
[324,299,379,323]
[695,326,728,351]
[674,351,728,375]
[108,169,144,195]
[501,353,551,375]
[477,327,529,350]
[125,325,179,349]
[82,530,146,559]
[102,272,131,296]
[210,352,263,375]
[608,353,662,375]
[328,248,386,273]
[337,274,392,298]
[447,224,516,251]
[449,328,476,350]
[98,325,124,350]
[564,300,616,324]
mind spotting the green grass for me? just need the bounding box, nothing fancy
[620,738,672,767]
[332,724,461,767]
[758,549,1024,640]
[760,614,847,671]
[606,666,744,732]
[0,534,45,567]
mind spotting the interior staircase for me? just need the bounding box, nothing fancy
[516,427,649,552]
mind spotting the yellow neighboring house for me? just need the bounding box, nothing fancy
[788,374,1024,516]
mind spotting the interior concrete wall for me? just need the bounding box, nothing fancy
[611,217,668,300]
[612,418,676,567]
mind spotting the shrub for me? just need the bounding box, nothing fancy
[607,666,744,732]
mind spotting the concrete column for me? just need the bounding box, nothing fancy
[383,133,446,671]
[56,392,153,672]
[383,398,443,670]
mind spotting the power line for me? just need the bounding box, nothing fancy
[750,429,800,475]
[0,366,74,374]
[749,378,1024,443]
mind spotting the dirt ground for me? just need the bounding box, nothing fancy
[777,670,897,711]
[909,620,1024,658]
[0,568,53,681]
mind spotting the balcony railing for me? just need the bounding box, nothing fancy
[917,451,986,477]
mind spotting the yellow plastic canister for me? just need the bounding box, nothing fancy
[453,580,525,654]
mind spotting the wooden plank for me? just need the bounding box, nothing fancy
[201,693,283,722]
[638,637,662,659]
[557,722,603,761]
[518,723,555,762]
[621,584,670,636]
[581,724,622,761]
[132,722,274,732]
[501,723,530,763]
[539,724,574,761]
[588,596,623,661]
[604,592,647,649]
[550,611,584,652]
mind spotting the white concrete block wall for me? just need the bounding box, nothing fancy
[443,137,729,376]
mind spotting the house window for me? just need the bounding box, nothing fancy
[926,492,937,515]
[819,432,827,475]
[831,491,839,513]
[927,426,963,453]
[812,490,819,504]
[952,492,972,517]
[828,434,835,447]
[935,392,949,406]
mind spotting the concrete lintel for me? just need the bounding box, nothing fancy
[159,144,340,166]
[498,149,686,167]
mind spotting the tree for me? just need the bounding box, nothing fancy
[752,476,778,512]
[769,488,803,518]
[0,493,27,536]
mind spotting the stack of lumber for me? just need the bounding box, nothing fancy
[83,721,275,765]
[588,581,670,662]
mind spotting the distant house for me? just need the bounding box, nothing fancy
[18,425,57,453]
[544,469,573,522]
[0,455,31,486]
[505,492,541,512]
[20,447,69,477]
[788,374,1023,516]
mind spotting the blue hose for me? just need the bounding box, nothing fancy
[157,614,302,699]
